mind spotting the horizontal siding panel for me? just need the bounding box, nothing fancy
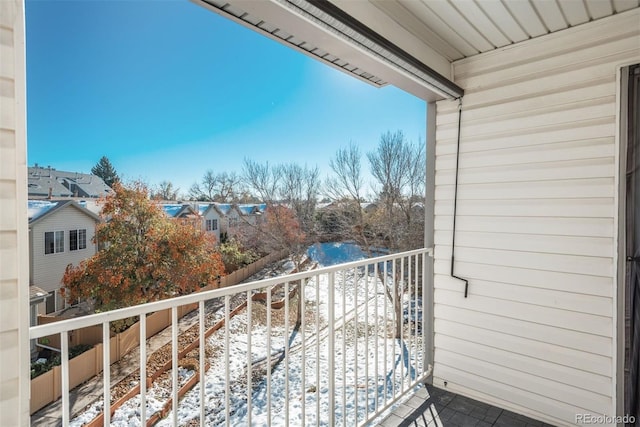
[432,369,598,426]
[434,246,612,277]
[434,350,612,414]
[436,276,612,316]
[434,230,613,257]
[435,318,612,376]
[434,260,613,297]
[435,304,613,356]
[436,139,614,170]
[434,215,614,238]
[435,178,614,201]
[435,335,611,395]
[436,80,616,125]
[454,69,620,116]
[435,158,615,184]
[434,198,614,218]
[437,100,616,140]
[436,117,615,153]
[434,288,612,336]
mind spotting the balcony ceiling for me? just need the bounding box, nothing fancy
[350,0,640,62]
[193,0,640,101]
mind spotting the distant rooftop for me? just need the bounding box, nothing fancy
[28,165,112,199]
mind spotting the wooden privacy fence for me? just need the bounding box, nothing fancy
[205,249,288,290]
[30,249,288,414]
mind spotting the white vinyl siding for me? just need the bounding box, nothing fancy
[201,207,221,244]
[433,10,640,426]
[0,0,29,424]
[30,206,97,311]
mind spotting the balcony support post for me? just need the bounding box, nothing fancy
[424,101,437,381]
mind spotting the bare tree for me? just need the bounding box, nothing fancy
[367,130,425,251]
[367,131,425,338]
[152,180,180,201]
[189,170,244,202]
[242,159,282,202]
[324,143,372,248]
[280,163,321,235]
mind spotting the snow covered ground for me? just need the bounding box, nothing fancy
[70,243,425,426]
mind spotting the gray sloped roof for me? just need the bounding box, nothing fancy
[28,166,112,198]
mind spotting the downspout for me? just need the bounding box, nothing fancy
[451,97,470,297]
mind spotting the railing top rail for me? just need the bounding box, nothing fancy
[30,247,432,339]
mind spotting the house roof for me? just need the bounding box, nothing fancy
[236,204,258,216]
[161,203,198,218]
[28,166,112,198]
[28,199,102,226]
[214,203,233,215]
[194,0,639,101]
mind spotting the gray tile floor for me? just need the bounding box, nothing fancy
[377,384,557,427]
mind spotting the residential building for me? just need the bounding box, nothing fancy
[2,1,639,426]
[196,202,222,243]
[160,203,198,219]
[27,200,100,314]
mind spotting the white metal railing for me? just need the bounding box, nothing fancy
[29,248,433,426]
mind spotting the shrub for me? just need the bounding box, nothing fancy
[31,344,94,379]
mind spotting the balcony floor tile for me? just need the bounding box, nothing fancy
[376,384,557,427]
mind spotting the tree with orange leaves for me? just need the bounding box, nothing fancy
[62,181,224,311]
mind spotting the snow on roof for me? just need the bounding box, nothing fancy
[27,200,59,221]
[215,203,233,215]
[197,204,211,215]
[161,204,185,217]
[237,204,257,215]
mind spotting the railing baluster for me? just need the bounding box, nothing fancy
[315,274,320,427]
[246,290,252,426]
[140,313,147,425]
[383,259,388,408]
[353,267,358,426]
[392,257,397,400]
[199,301,206,427]
[373,262,379,414]
[328,271,335,427]
[416,254,424,378]
[267,287,272,423]
[300,278,306,425]
[225,295,230,427]
[341,268,346,427]
[61,330,69,427]
[103,321,110,427]
[401,256,406,393]
[284,281,290,427]
[172,306,178,427]
[364,263,370,423]
[422,251,428,376]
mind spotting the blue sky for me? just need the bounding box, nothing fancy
[25,0,426,196]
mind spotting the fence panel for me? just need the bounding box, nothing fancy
[69,347,98,390]
[30,369,55,413]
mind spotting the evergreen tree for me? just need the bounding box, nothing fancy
[91,156,119,187]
